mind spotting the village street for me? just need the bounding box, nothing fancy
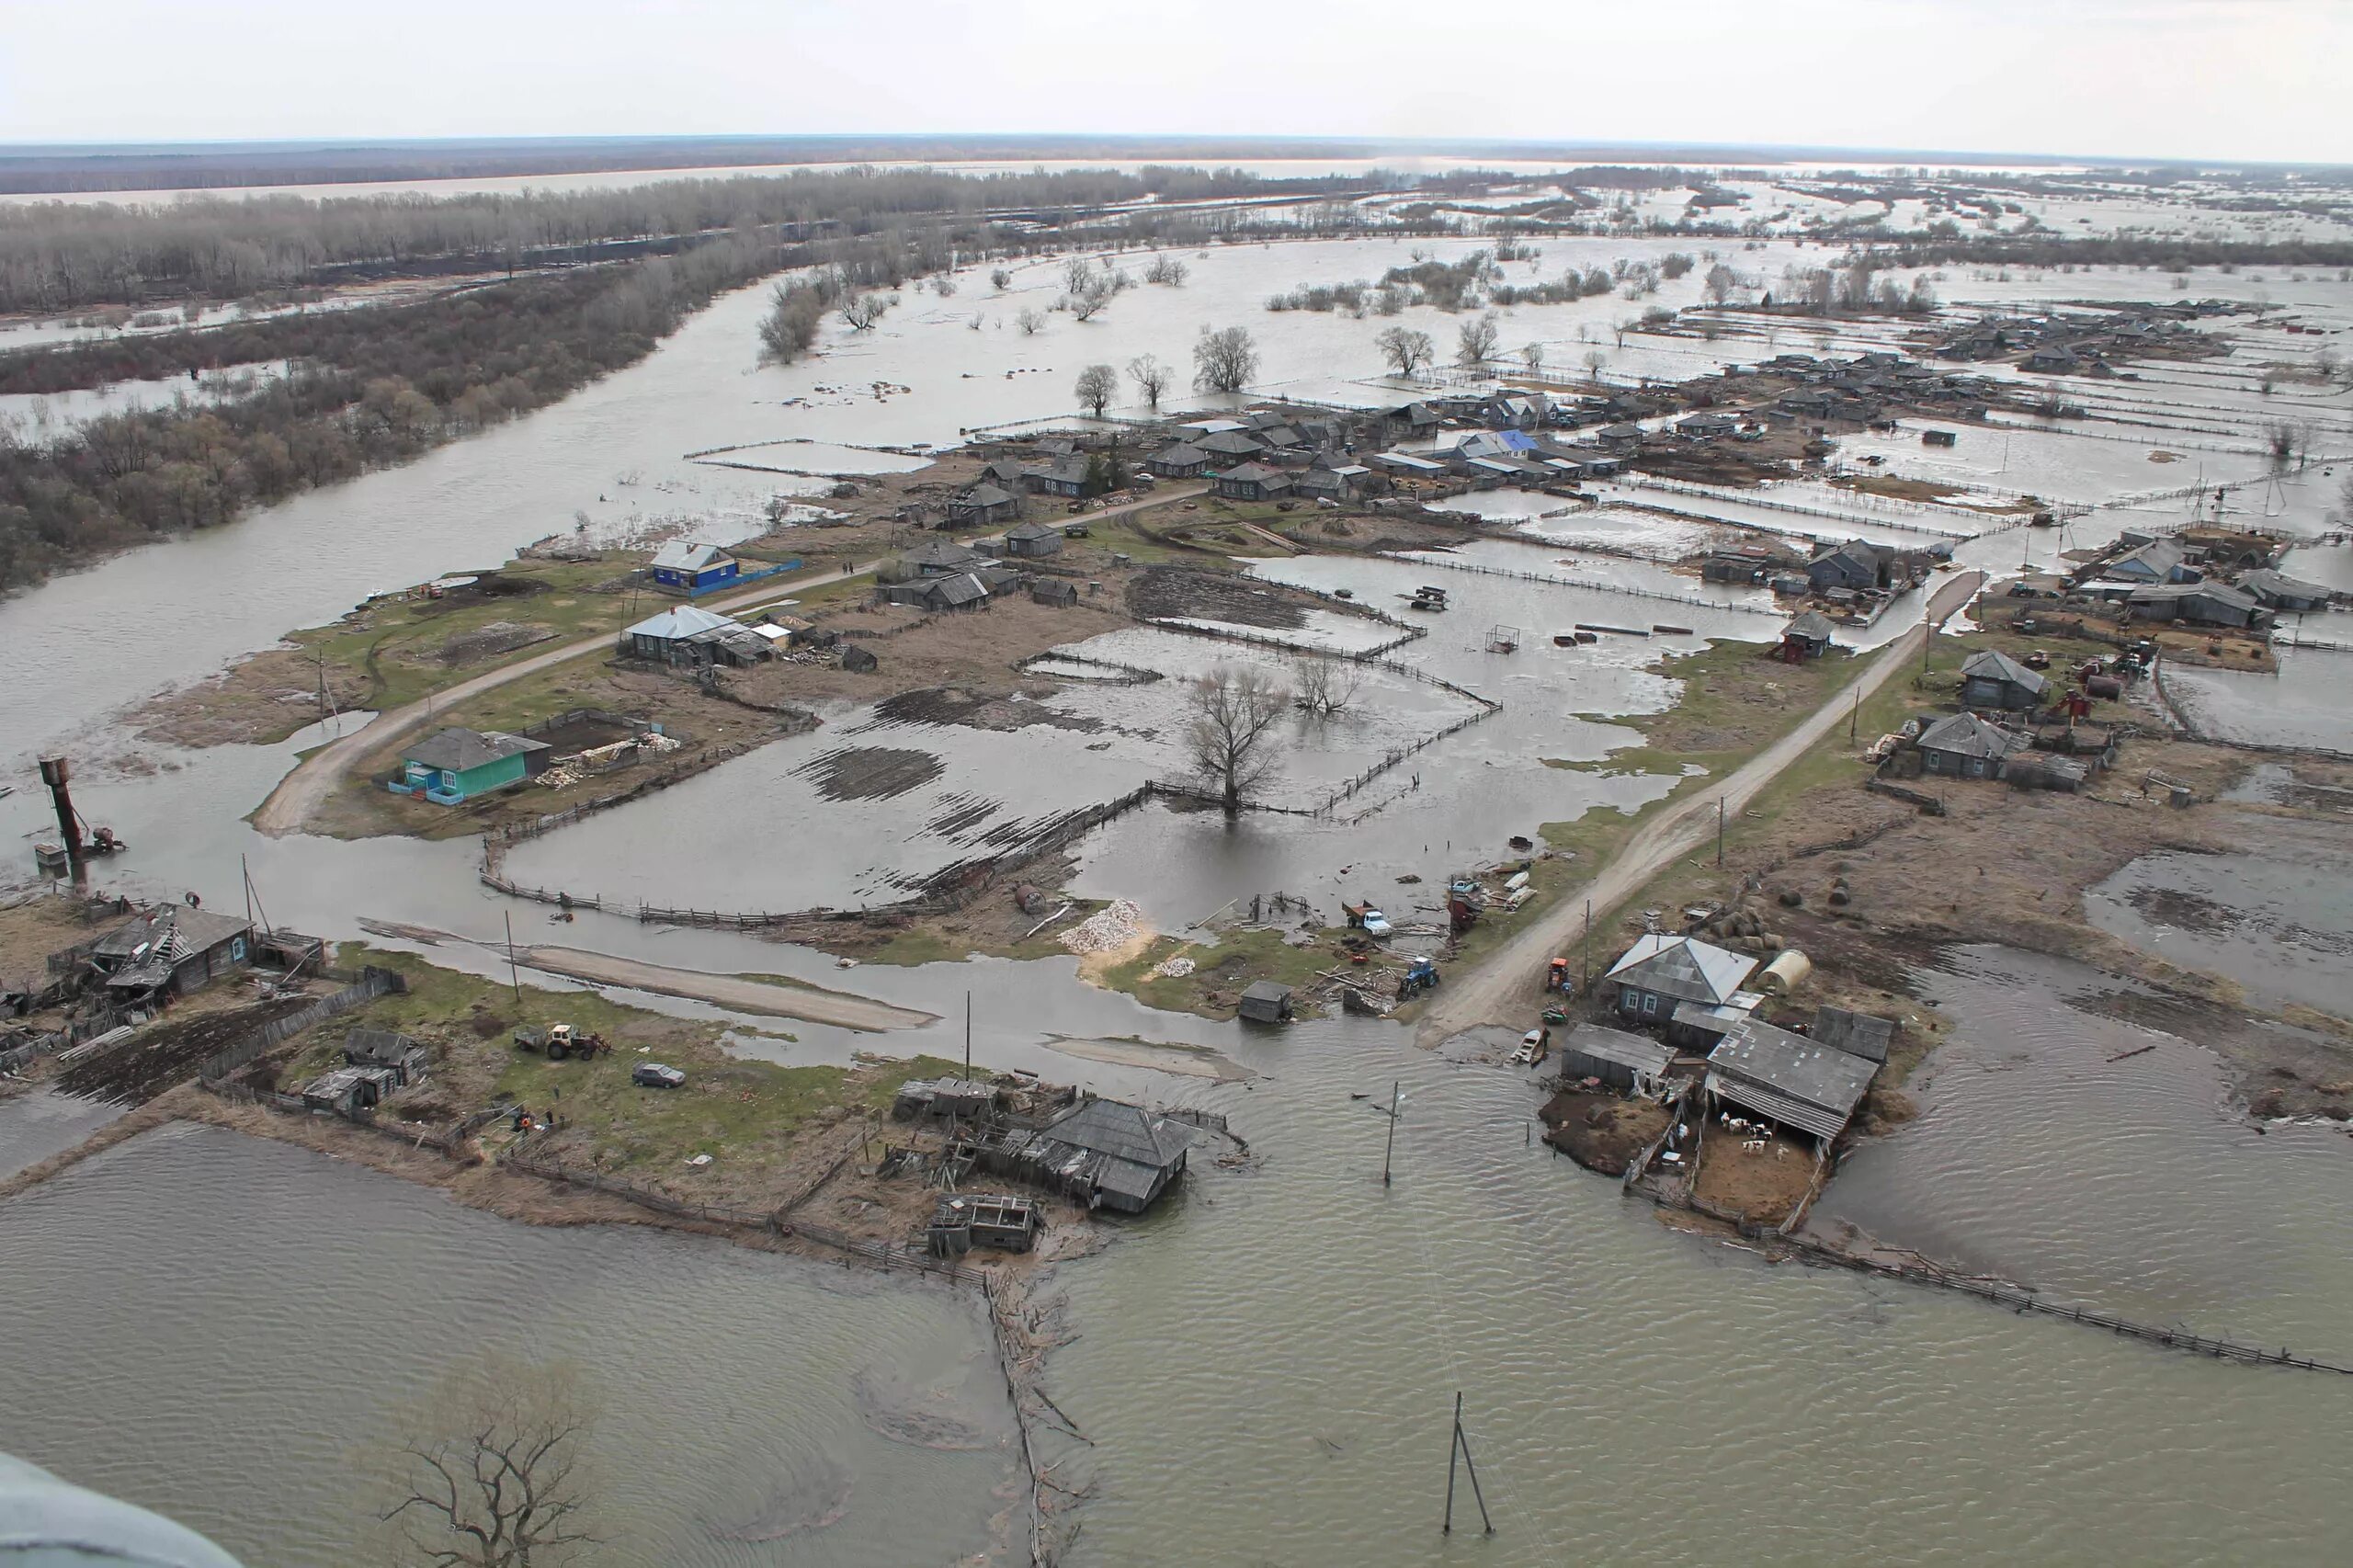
[1417,569,1986,1047]
[250,482,1211,837]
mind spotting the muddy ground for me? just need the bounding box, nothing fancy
[1539,1088,1669,1176]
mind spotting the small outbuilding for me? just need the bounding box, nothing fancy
[2237,569,2332,613]
[1754,949,1813,995]
[1959,649,2049,710]
[1780,610,1836,661]
[1813,1006,1895,1064]
[892,1076,1005,1122]
[302,1065,400,1118]
[1031,578,1080,608]
[1555,1024,1675,1095]
[926,1193,1041,1257]
[1238,981,1294,1024]
[343,1028,428,1086]
[839,642,879,674]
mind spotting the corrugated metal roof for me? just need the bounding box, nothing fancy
[625,604,738,641]
[405,726,549,772]
[1605,935,1758,1006]
[652,540,732,572]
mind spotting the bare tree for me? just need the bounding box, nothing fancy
[1016,307,1045,336]
[1186,667,1290,814]
[1583,348,1609,381]
[1519,342,1545,376]
[839,292,888,332]
[1066,276,1111,321]
[1127,352,1170,406]
[1144,255,1189,286]
[990,267,1012,290]
[1293,655,1363,716]
[380,1355,597,1568]
[1074,363,1118,417]
[1456,312,1500,367]
[1375,326,1436,378]
[1063,256,1097,295]
[1193,325,1259,394]
[1701,264,1740,307]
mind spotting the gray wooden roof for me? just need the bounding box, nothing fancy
[1707,1017,1878,1139]
[1961,649,2048,694]
[1917,710,2031,760]
[1039,1096,1194,1171]
[1558,1024,1674,1077]
[1812,1006,1894,1063]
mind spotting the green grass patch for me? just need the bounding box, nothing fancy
[1098,924,1344,1020]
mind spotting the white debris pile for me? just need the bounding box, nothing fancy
[1061,899,1148,955]
[1152,954,1197,979]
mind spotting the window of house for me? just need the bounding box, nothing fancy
[1643,994,1657,1017]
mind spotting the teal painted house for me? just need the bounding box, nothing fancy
[389,727,551,805]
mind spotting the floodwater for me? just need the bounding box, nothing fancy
[0,1122,1017,1568]
[2084,828,2353,1017]
[4,220,2353,1564]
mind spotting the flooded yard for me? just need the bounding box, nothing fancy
[2085,831,2353,1016]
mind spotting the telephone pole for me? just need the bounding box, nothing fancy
[1442,1392,1495,1536]
[1381,1078,1400,1187]
[1716,797,1725,868]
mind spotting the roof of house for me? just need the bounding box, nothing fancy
[1961,649,2050,695]
[651,540,733,572]
[1377,451,1448,472]
[1917,710,2031,759]
[1813,540,1881,571]
[2112,539,2186,576]
[1812,1006,1895,1063]
[1669,994,1766,1038]
[1039,1096,1194,1171]
[926,573,993,608]
[1605,934,1759,1007]
[1678,412,1738,432]
[955,483,1018,509]
[1221,461,1290,485]
[1195,430,1267,456]
[346,1028,424,1066]
[1784,610,1836,642]
[1005,519,1061,541]
[1030,456,1093,485]
[1152,441,1210,466]
[903,541,987,569]
[625,604,739,642]
[1706,1017,1878,1140]
[1241,981,1293,1004]
[1558,1023,1676,1077]
[93,903,254,963]
[2237,568,2329,602]
[404,726,550,772]
[2128,582,2259,611]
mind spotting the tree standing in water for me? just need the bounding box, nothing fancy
[379,1355,598,1568]
[1187,666,1290,815]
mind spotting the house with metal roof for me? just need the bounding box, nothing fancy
[1960,649,2049,710]
[1555,1024,1676,1094]
[649,540,740,594]
[1606,934,1759,1027]
[1026,1096,1195,1213]
[389,726,551,803]
[1813,1006,1895,1063]
[619,603,772,667]
[86,903,255,999]
[2104,538,2190,584]
[1915,710,2032,779]
[1704,1017,1879,1143]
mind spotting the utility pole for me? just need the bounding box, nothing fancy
[1849,687,1860,744]
[1583,898,1592,991]
[1716,797,1725,868]
[1442,1392,1495,1536]
[1382,1077,1400,1187]
[504,910,522,1005]
[964,991,972,1079]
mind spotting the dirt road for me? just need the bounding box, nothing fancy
[1415,572,1984,1046]
[252,554,885,836]
[253,483,1208,839]
[516,946,938,1031]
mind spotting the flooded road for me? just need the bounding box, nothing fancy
[0,1122,1017,1567]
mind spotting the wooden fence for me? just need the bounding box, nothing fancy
[196,966,409,1084]
[1391,551,1785,619]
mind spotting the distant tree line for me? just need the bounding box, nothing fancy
[0,165,1387,315]
[0,233,778,591]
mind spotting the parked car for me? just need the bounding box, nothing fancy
[632,1062,687,1089]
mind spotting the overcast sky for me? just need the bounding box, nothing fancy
[2,0,2343,165]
